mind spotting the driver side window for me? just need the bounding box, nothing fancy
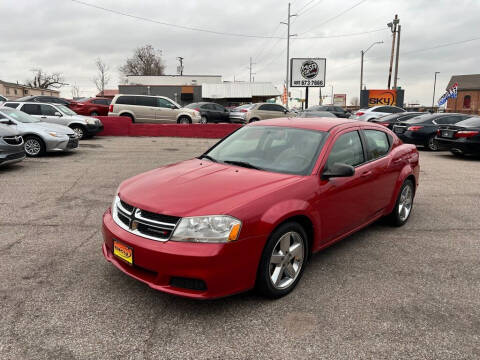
[327,131,365,169]
[40,104,57,116]
[157,98,175,109]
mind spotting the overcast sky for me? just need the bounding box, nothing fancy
[2,0,479,106]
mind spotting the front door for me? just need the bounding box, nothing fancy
[316,130,375,242]
[156,98,178,123]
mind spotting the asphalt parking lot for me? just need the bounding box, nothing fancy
[1,136,479,360]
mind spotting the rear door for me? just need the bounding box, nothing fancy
[135,96,157,123]
[18,103,42,119]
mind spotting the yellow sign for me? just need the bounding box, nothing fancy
[113,240,133,265]
[368,90,397,107]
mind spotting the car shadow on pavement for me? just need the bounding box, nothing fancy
[0,162,26,173]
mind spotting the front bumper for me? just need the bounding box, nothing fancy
[86,122,104,136]
[0,150,26,165]
[102,209,265,299]
[45,135,78,152]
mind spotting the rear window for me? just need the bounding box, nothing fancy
[3,103,19,109]
[456,117,480,127]
[233,104,254,111]
[115,96,137,105]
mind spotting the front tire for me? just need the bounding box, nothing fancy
[387,179,414,227]
[71,125,86,140]
[178,116,191,124]
[24,136,45,157]
[256,222,308,298]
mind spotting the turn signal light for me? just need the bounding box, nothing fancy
[407,126,423,131]
[228,224,241,241]
[455,131,479,138]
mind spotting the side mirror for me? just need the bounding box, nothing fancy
[322,163,355,179]
[54,112,62,117]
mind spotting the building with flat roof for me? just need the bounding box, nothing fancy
[0,80,60,100]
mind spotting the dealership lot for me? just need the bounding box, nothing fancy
[1,137,479,359]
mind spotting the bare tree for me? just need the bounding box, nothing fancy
[71,84,81,99]
[350,97,359,106]
[119,45,165,77]
[93,58,110,96]
[26,68,66,89]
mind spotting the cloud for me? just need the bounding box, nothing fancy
[1,0,479,105]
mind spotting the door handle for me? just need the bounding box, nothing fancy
[40,116,47,119]
[393,158,403,164]
[361,171,373,177]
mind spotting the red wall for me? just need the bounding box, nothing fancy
[96,116,242,139]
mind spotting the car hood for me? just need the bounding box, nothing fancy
[25,122,74,135]
[118,159,302,217]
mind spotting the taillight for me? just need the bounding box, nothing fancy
[436,129,441,135]
[455,130,479,138]
[407,126,423,131]
[109,104,113,112]
[240,109,248,113]
[379,122,389,127]
[356,111,364,116]
[194,108,200,112]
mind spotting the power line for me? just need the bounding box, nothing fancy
[296,27,386,39]
[70,0,286,39]
[298,0,369,36]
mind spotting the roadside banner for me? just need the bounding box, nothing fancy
[438,82,458,106]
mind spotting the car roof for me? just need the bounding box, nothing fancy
[250,117,358,132]
[5,101,59,106]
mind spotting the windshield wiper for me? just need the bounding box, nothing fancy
[223,160,263,170]
[198,154,218,163]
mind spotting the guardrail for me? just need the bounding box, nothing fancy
[95,116,243,139]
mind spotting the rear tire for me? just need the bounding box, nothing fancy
[426,136,439,151]
[200,116,208,124]
[90,111,99,116]
[387,179,414,227]
[256,222,308,298]
[24,136,45,157]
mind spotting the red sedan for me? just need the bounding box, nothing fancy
[102,118,420,299]
[69,97,111,116]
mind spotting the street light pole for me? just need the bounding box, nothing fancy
[432,71,440,111]
[387,15,399,89]
[360,41,383,95]
[281,3,296,108]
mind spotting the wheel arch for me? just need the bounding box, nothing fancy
[386,169,417,214]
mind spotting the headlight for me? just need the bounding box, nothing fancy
[171,216,242,243]
[85,118,96,125]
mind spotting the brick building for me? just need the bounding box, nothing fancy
[0,80,59,100]
[445,74,480,115]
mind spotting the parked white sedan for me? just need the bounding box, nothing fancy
[350,105,406,121]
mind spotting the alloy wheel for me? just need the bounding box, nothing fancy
[73,127,84,139]
[269,231,305,290]
[25,138,41,156]
[200,116,207,124]
[398,184,413,222]
[428,137,438,151]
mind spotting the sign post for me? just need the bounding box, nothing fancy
[290,58,326,110]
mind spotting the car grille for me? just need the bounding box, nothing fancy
[112,196,180,242]
[3,136,23,145]
[67,135,79,149]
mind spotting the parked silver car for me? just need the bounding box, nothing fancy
[2,102,103,139]
[350,105,406,121]
[0,107,78,157]
[0,120,25,166]
[108,94,201,124]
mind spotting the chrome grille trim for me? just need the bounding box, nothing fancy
[112,196,180,242]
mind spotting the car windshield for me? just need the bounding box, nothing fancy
[57,105,77,116]
[456,117,480,127]
[0,108,40,123]
[184,103,200,109]
[203,126,327,175]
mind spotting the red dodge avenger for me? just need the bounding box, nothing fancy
[102,117,419,299]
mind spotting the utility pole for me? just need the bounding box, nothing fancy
[281,3,297,108]
[393,24,401,89]
[249,57,256,83]
[432,71,440,111]
[176,57,184,75]
[387,15,399,89]
[360,41,383,95]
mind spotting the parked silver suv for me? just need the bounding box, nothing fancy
[0,120,25,166]
[2,102,103,139]
[108,94,201,124]
[0,107,78,157]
